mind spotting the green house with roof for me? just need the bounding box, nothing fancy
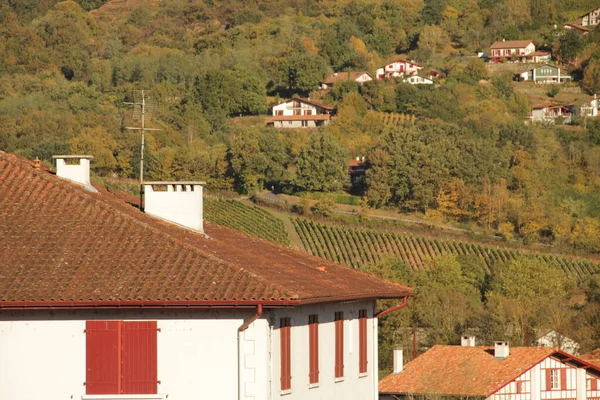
[519,64,571,83]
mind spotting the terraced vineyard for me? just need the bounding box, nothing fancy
[292,218,599,280]
[377,112,416,126]
[205,199,290,246]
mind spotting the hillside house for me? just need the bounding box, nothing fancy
[403,75,434,85]
[580,94,599,117]
[376,60,422,79]
[379,339,600,400]
[0,152,412,400]
[321,71,374,89]
[489,40,550,63]
[536,330,580,355]
[348,157,367,185]
[518,64,571,83]
[580,7,600,26]
[267,97,333,128]
[530,104,572,124]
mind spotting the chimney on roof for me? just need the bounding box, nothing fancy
[33,157,41,170]
[494,341,510,359]
[52,155,97,192]
[461,335,476,347]
[393,348,404,373]
[143,182,205,234]
[503,38,506,42]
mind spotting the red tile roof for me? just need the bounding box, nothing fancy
[0,152,411,309]
[490,40,534,49]
[293,97,335,111]
[380,345,600,396]
[564,23,589,32]
[322,71,374,85]
[580,349,600,367]
[267,114,331,122]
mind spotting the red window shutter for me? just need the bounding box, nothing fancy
[309,315,319,384]
[561,368,567,390]
[121,321,158,394]
[280,318,292,390]
[335,312,344,378]
[546,369,553,390]
[359,310,367,374]
[593,378,598,390]
[86,321,120,395]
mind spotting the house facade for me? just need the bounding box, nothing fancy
[536,330,580,355]
[0,152,412,400]
[580,94,599,117]
[379,341,600,400]
[489,40,550,63]
[403,75,434,85]
[581,7,600,26]
[519,65,571,83]
[321,71,374,89]
[268,97,333,128]
[530,104,572,124]
[376,60,422,79]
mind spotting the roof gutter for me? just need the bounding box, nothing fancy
[375,296,408,318]
[238,304,264,400]
[0,299,299,311]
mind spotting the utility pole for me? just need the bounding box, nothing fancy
[125,90,159,210]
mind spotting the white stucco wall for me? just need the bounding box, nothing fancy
[271,300,379,400]
[0,309,267,400]
[144,182,204,233]
[0,302,381,400]
[272,101,319,117]
[54,156,93,187]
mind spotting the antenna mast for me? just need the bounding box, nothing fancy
[125,90,159,210]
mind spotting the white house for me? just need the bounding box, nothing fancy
[580,94,599,117]
[580,7,600,26]
[403,75,434,85]
[530,104,573,124]
[0,151,412,400]
[489,40,550,63]
[321,71,374,89]
[379,339,600,400]
[376,60,423,79]
[518,64,571,83]
[267,97,334,128]
[536,330,580,355]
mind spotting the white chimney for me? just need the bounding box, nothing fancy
[144,181,205,233]
[52,155,97,192]
[494,341,510,359]
[393,349,404,373]
[461,335,476,347]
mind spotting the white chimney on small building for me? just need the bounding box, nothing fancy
[393,349,404,373]
[494,341,510,359]
[461,335,476,347]
[52,155,97,192]
[143,181,205,233]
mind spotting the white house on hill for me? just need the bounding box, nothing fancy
[380,339,600,400]
[267,97,334,128]
[489,40,550,63]
[580,7,600,26]
[403,75,434,85]
[376,60,422,79]
[0,152,412,400]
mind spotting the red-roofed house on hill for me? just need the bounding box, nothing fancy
[0,151,411,400]
[376,60,423,79]
[580,7,600,27]
[267,97,334,128]
[380,340,600,400]
[489,40,550,63]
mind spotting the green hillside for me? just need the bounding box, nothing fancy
[293,218,600,280]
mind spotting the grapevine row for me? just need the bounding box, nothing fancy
[204,199,290,246]
[292,218,599,280]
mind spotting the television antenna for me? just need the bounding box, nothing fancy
[125,89,160,209]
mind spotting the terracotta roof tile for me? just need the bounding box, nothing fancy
[0,152,411,309]
[380,345,557,396]
[490,40,534,49]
